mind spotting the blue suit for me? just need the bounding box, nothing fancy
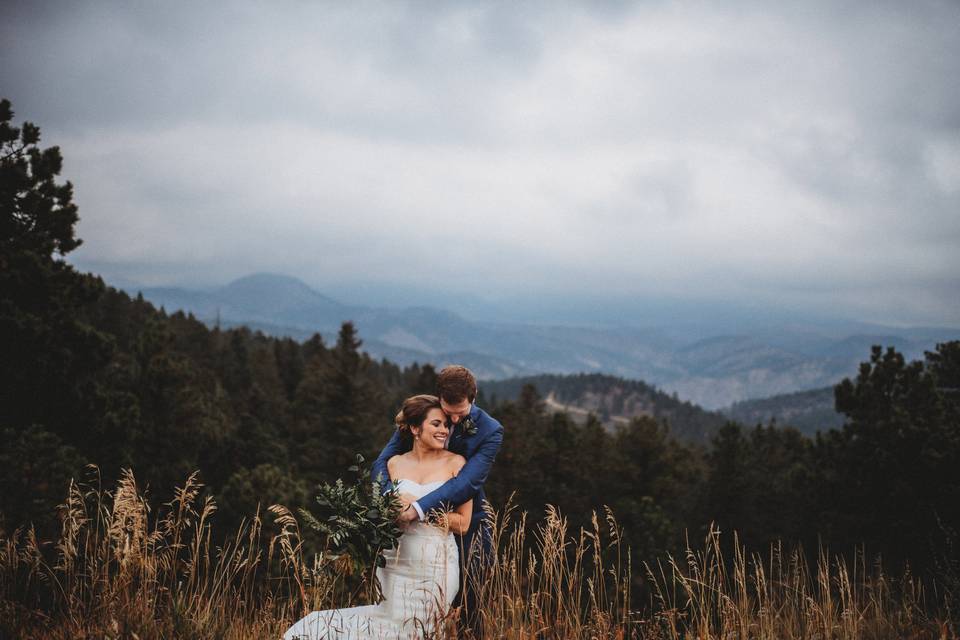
[372,404,503,567]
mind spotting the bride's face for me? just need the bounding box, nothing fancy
[413,407,449,449]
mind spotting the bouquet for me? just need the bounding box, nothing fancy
[299,455,404,596]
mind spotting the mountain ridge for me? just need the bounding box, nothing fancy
[130,272,959,409]
[481,372,726,443]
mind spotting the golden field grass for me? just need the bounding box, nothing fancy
[0,468,955,639]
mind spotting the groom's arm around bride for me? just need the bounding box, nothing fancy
[372,365,503,546]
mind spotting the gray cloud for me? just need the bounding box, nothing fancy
[2,0,958,325]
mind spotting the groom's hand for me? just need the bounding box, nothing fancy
[397,504,419,525]
[397,492,418,508]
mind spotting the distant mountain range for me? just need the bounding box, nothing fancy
[128,272,959,409]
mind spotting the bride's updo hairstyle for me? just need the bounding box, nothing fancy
[394,394,442,440]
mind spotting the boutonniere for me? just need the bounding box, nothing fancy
[460,416,478,437]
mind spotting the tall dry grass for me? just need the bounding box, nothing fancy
[0,466,307,639]
[457,501,634,638]
[644,525,952,640]
[0,468,955,639]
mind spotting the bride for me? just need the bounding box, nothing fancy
[283,395,472,639]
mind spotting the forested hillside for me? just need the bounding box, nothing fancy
[3,97,959,599]
[724,386,844,435]
[482,373,725,442]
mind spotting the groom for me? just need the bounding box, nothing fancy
[372,365,503,609]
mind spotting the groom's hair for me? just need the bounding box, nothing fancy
[437,365,477,403]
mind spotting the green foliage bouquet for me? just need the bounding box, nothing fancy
[299,455,404,587]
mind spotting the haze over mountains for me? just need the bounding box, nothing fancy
[130,273,958,410]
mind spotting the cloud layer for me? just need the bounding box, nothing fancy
[3,1,959,325]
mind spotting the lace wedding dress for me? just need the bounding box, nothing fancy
[283,479,460,639]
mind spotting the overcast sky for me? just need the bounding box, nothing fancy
[3,1,959,326]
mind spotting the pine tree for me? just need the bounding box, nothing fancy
[0,99,125,480]
[318,322,381,472]
[703,422,754,541]
[832,343,960,567]
[0,98,113,439]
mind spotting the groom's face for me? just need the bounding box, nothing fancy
[440,397,472,424]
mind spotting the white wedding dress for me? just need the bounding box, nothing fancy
[283,479,460,639]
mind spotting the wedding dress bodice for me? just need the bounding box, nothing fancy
[393,478,444,498]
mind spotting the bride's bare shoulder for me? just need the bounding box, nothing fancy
[443,451,467,475]
[387,455,405,478]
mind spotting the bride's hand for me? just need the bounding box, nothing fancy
[397,504,419,527]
